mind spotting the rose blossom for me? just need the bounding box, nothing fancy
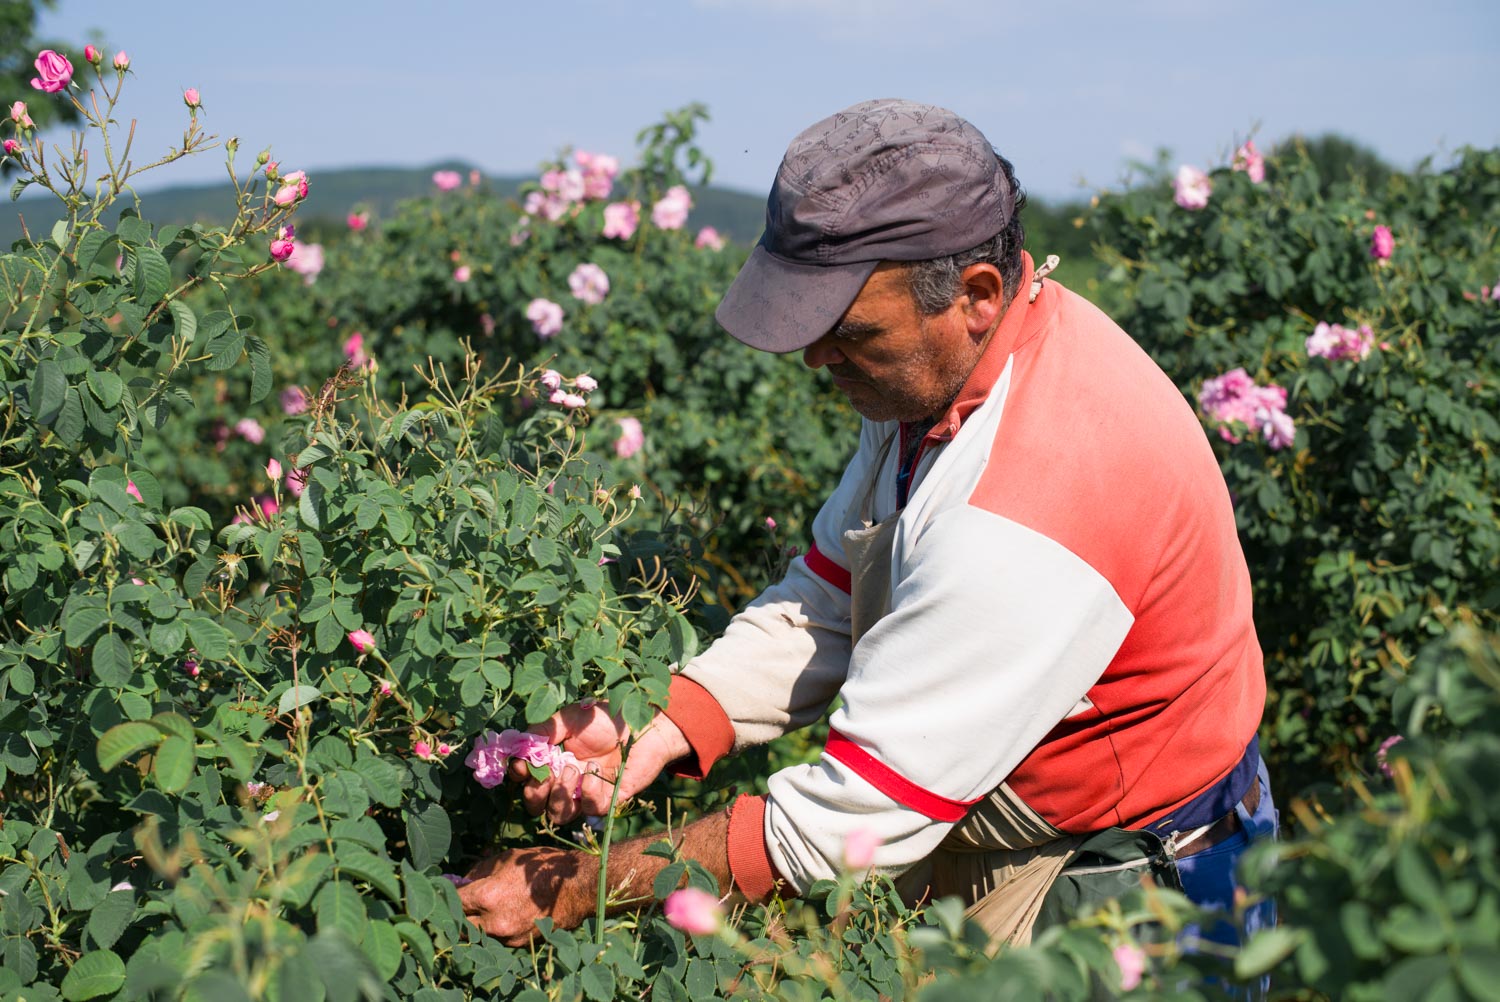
[2,140,19,156]
[413,740,436,761]
[84,45,100,64]
[347,211,369,231]
[1370,225,1394,260]
[256,496,278,518]
[573,373,598,392]
[1306,321,1376,362]
[602,200,640,240]
[568,263,610,305]
[628,484,642,500]
[526,298,564,339]
[843,828,881,869]
[615,417,644,458]
[540,369,563,391]
[30,50,73,93]
[270,225,295,263]
[344,331,370,368]
[348,629,376,653]
[284,242,323,284]
[432,170,462,191]
[1172,165,1212,210]
[1256,406,1296,450]
[266,458,282,480]
[575,150,619,199]
[465,729,583,790]
[1114,944,1146,991]
[663,888,722,935]
[285,468,308,497]
[453,265,472,283]
[10,101,33,128]
[651,185,693,230]
[234,418,265,444]
[183,658,199,677]
[280,385,308,415]
[1231,140,1265,183]
[551,391,587,410]
[695,226,726,251]
[112,51,129,71]
[182,88,201,109]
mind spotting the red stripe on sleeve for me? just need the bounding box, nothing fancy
[824,730,982,823]
[661,675,735,780]
[804,543,852,594]
[727,793,785,901]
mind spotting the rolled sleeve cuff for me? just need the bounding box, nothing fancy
[727,793,785,902]
[662,675,735,780]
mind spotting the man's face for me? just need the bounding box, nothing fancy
[801,264,983,423]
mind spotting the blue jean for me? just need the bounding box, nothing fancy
[1174,755,1279,995]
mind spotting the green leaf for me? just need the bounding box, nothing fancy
[167,299,197,345]
[116,215,151,246]
[337,850,402,902]
[61,948,126,1000]
[31,358,67,424]
[300,475,324,530]
[86,889,136,950]
[1234,927,1302,980]
[247,334,272,402]
[184,616,230,660]
[91,632,134,687]
[205,330,245,371]
[314,879,367,943]
[52,387,85,443]
[149,619,186,656]
[278,684,322,716]
[402,860,436,922]
[406,801,451,871]
[97,721,164,771]
[1395,844,1447,914]
[132,247,171,306]
[65,601,109,646]
[152,734,196,793]
[362,919,404,982]
[85,368,125,409]
[1457,947,1500,1002]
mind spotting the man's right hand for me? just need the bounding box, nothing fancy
[510,702,692,825]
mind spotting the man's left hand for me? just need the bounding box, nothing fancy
[458,847,593,946]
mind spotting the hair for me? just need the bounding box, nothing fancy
[904,151,1027,316]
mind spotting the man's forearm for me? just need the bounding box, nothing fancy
[578,808,737,921]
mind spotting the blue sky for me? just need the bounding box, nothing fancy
[34,0,1500,204]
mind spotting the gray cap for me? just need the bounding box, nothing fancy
[716,98,1014,353]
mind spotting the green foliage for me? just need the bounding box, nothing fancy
[1089,141,1500,790]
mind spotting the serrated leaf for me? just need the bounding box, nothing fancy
[337,850,401,902]
[184,616,230,660]
[405,801,451,871]
[97,721,164,771]
[31,357,67,424]
[247,334,272,402]
[278,684,322,715]
[167,299,197,345]
[60,948,126,1000]
[300,475,324,530]
[205,331,244,371]
[152,735,196,792]
[91,632,134,687]
[86,889,135,950]
[401,860,435,923]
[132,246,170,306]
[149,619,186,656]
[85,368,125,408]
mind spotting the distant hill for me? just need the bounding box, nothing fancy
[0,163,770,250]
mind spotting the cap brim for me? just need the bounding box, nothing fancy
[715,245,879,353]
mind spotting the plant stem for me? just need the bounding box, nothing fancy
[593,737,631,944]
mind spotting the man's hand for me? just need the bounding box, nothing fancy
[458,847,593,946]
[512,703,691,825]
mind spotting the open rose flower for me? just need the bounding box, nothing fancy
[1370,225,1394,260]
[1172,165,1212,210]
[526,298,564,339]
[615,416,645,458]
[432,170,462,191]
[663,888,723,935]
[695,226,726,251]
[603,200,640,240]
[30,50,73,93]
[568,263,610,305]
[465,729,583,791]
[652,185,693,230]
[1114,944,1146,991]
[1231,140,1265,183]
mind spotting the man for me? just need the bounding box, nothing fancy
[460,98,1277,951]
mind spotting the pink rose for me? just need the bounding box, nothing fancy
[84,45,100,64]
[556,392,587,410]
[567,263,610,305]
[256,496,278,518]
[183,658,200,678]
[627,484,642,501]
[378,680,393,696]
[414,740,435,760]
[344,332,370,368]
[266,458,282,480]
[346,211,369,231]
[270,231,295,262]
[1256,406,1296,450]
[1231,140,1265,184]
[1172,165,1212,210]
[432,170,462,191]
[112,51,129,71]
[573,373,598,392]
[348,629,376,653]
[575,150,619,199]
[526,298,564,339]
[234,418,265,444]
[651,185,693,230]
[280,385,308,415]
[126,480,143,502]
[602,200,640,240]
[663,888,722,936]
[2,139,19,156]
[182,88,201,109]
[284,242,323,284]
[1114,944,1146,991]
[453,265,472,283]
[614,417,645,459]
[286,468,308,497]
[843,828,881,869]
[695,226,726,251]
[1306,321,1376,362]
[540,369,563,391]
[1370,225,1394,260]
[541,168,586,203]
[1197,368,1256,424]
[765,517,777,531]
[9,102,33,129]
[30,50,73,93]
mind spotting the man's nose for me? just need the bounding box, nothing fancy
[802,336,845,370]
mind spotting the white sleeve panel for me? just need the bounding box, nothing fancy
[762,505,1134,885]
[678,420,892,750]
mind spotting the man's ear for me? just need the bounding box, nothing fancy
[957,263,1005,337]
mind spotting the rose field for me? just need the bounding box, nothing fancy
[1,45,1499,1002]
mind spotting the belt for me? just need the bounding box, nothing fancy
[1173,776,1260,858]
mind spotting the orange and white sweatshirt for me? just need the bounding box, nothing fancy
[663,254,1266,899]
